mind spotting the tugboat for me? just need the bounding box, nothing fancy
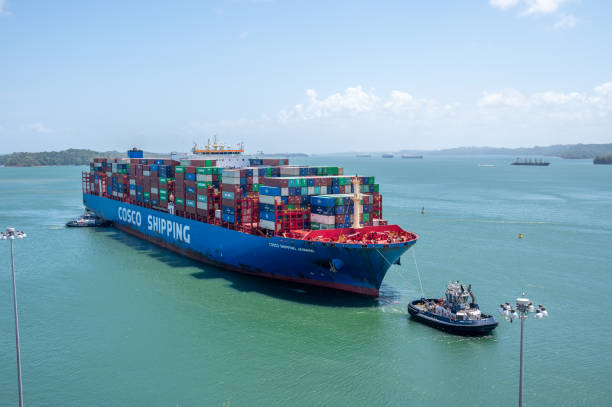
[407,282,498,336]
[66,211,110,227]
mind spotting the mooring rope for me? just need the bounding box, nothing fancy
[411,248,425,298]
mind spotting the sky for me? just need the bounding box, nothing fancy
[1,0,611,154]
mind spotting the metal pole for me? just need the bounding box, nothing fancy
[519,312,525,407]
[9,238,24,407]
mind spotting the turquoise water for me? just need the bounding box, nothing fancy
[1,157,611,406]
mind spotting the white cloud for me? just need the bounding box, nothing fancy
[547,14,576,29]
[489,0,520,10]
[0,0,10,15]
[523,0,568,15]
[594,82,612,95]
[24,123,53,134]
[490,0,575,21]
[478,89,529,108]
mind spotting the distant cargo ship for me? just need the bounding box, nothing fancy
[382,154,394,158]
[401,155,423,159]
[511,158,550,166]
[81,141,418,296]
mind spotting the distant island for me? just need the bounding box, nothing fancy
[0,148,167,167]
[397,143,612,159]
[594,155,612,165]
[0,148,307,167]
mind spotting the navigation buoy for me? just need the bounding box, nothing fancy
[421,206,425,215]
[519,233,523,239]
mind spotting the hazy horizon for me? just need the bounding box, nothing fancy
[1,1,611,154]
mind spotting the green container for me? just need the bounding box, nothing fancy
[253,184,260,192]
[196,167,206,175]
[301,187,308,195]
[160,195,167,202]
[314,186,321,194]
[287,204,295,210]
[159,177,167,184]
[159,188,167,196]
[205,160,211,167]
[310,222,321,230]
[300,178,307,187]
[374,184,379,193]
[362,213,370,222]
[175,166,185,173]
[176,198,185,205]
[288,179,296,187]
[369,176,375,184]
[197,181,208,189]
[265,168,272,176]
[186,199,196,208]
[144,192,150,198]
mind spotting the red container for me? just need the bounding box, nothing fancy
[185,166,196,174]
[222,198,239,208]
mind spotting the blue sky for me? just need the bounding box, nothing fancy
[1,0,611,153]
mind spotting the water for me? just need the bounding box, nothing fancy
[1,157,611,406]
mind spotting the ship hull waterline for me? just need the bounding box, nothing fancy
[83,194,417,296]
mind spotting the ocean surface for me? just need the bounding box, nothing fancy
[0,156,611,406]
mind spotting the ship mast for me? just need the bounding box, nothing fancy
[351,176,362,229]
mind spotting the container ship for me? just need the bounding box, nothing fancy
[81,141,418,296]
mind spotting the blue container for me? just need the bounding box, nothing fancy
[155,159,164,165]
[310,196,335,207]
[222,213,235,223]
[186,186,196,194]
[311,205,334,216]
[136,185,143,192]
[260,186,281,196]
[151,199,159,206]
[223,206,235,215]
[130,185,136,190]
[332,186,340,194]
[260,211,275,221]
[185,173,196,181]
[259,203,275,212]
[150,164,158,171]
[127,149,143,158]
[300,195,309,204]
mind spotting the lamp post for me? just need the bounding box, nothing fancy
[1,227,27,407]
[499,293,548,407]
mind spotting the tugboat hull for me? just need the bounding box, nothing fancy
[408,300,498,336]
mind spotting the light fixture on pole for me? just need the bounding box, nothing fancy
[1,227,27,407]
[499,292,548,407]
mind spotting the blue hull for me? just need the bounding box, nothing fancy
[83,194,416,296]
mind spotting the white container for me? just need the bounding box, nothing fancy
[307,186,315,195]
[260,195,281,205]
[215,209,221,219]
[143,170,150,176]
[151,187,158,194]
[281,187,289,196]
[259,219,276,230]
[311,213,335,225]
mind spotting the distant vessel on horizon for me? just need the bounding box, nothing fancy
[512,157,550,166]
[382,154,394,158]
[356,154,372,157]
[401,155,423,159]
[478,164,496,167]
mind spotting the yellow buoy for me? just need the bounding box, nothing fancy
[519,233,523,239]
